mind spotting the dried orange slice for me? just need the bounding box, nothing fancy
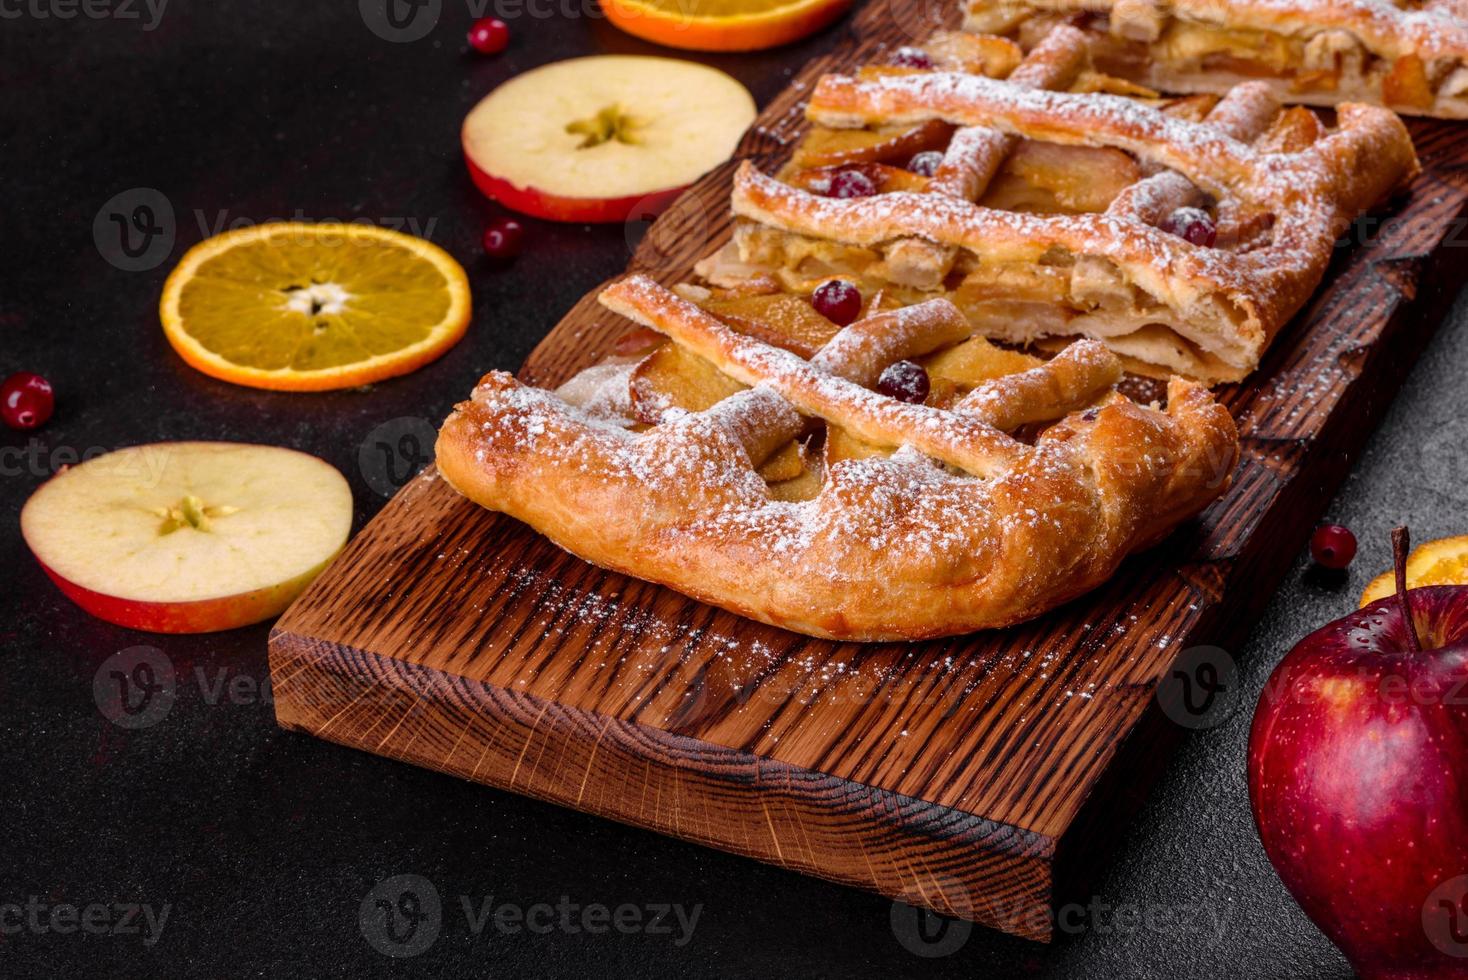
[601,0,851,52]
[160,223,470,391]
[1361,534,1468,606]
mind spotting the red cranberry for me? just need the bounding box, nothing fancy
[467,17,510,54]
[827,169,877,199]
[908,151,943,177]
[890,47,935,69]
[811,280,862,327]
[482,218,523,260]
[1,372,54,430]
[1310,524,1358,570]
[1160,206,1218,248]
[877,360,930,404]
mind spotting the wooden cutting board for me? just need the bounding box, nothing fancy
[269,1,1468,941]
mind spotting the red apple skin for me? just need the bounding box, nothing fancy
[463,149,686,224]
[34,556,335,634]
[1249,586,1468,980]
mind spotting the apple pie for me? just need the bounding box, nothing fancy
[965,0,1468,119]
[436,275,1239,641]
[697,24,1419,384]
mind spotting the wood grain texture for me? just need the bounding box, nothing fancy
[269,0,1468,941]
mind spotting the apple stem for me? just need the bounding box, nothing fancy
[1392,525,1423,653]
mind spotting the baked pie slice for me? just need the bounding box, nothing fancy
[965,0,1468,118]
[437,276,1239,640]
[700,25,1419,383]
[434,22,1417,640]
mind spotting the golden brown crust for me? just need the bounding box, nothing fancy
[968,0,1468,118]
[728,70,1418,383]
[436,277,1240,641]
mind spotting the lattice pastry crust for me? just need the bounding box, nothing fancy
[703,26,1419,384]
[966,0,1468,118]
[436,276,1239,641]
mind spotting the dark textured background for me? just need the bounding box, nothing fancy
[4,2,1466,976]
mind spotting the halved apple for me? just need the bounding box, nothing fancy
[462,56,756,224]
[21,442,352,633]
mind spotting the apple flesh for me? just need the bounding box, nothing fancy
[1249,578,1468,979]
[461,56,755,224]
[21,442,352,633]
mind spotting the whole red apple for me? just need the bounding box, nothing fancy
[1249,529,1468,979]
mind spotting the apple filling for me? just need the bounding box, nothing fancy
[705,222,1251,381]
[555,283,1094,502]
[965,3,1468,117]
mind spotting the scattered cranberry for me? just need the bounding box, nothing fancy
[811,279,862,327]
[890,46,935,69]
[1160,206,1218,248]
[1310,524,1358,570]
[482,218,523,261]
[908,151,943,177]
[467,17,510,54]
[877,360,930,404]
[1,372,54,431]
[827,168,877,199]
